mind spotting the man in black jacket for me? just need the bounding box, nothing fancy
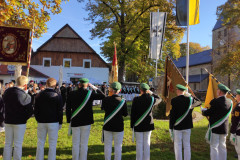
[0,92,4,132]
[131,83,161,160]
[60,83,67,106]
[3,76,33,160]
[101,82,128,160]
[34,78,63,160]
[230,89,240,160]
[202,84,232,160]
[66,78,105,160]
[170,84,202,160]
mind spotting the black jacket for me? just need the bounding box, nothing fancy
[60,86,67,104]
[67,86,73,96]
[102,94,128,132]
[3,87,33,124]
[170,95,202,130]
[203,96,232,134]
[34,88,63,124]
[66,87,105,127]
[131,93,161,132]
[230,103,240,135]
[0,95,4,123]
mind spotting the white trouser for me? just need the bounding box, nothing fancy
[235,136,240,160]
[36,123,59,160]
[173,129,191,160]
[72,125,91,160]
[3,124,26,160]
[104,130,124,160]
[135,131,152,160]
[210,133,227,160]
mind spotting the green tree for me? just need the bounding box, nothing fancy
[215,0,240,84]
[217,0,240,28]
[0,0,68,38]
[214,40,240,83]
[80,0,185,82]
[179,42,210,57]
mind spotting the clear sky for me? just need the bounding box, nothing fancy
[32,0,227,61]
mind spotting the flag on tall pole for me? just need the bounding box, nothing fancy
[204,72,237,109]
[176,0,200,85]
[149,11,167,77]
[149,12,167,60]
[162,56,195,116]
[176,0,200,26]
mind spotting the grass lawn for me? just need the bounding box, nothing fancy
[0,105,237,160]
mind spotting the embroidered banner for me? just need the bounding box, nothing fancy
[0,26,31,65]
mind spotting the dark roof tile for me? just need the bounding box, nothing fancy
[173,49,212,68]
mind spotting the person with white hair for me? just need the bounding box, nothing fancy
[3,76,33,160]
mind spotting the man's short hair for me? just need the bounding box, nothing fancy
[46,78,57,88]
[16,76,28,87]
[9,81,14,87]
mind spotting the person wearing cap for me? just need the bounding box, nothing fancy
[101,82,128,160]
[230,89,240,160]
[202,83,232,160]
[3,76,33,160]
[34,78,63,160]
[170,84,202,160]
[66,78,105,160]
[131,83,161,160]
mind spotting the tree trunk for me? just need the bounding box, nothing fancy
[118,60,125,82]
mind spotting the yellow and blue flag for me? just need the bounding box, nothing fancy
[176,0,200,26]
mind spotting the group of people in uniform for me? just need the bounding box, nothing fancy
[119,86,141,101]
[169,83,240,160]
[0,76,161,160]
[1,75,240,160]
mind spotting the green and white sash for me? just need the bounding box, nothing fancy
[174,97,193,127]
[205,100,233,144]
[101,99,125,143]
[68,90,92,136]
[170,96,192,142]
[132,96,154,142]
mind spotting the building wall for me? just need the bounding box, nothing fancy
[31,51,108,68]
[212,25,240,92]
[177,63,211,91]
[178,63,212,77]
[188,78,209,92]
[31,65,109,84]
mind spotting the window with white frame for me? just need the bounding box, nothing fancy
[43,58,51,67]
[63,58,71,68]
[83,59,91,68]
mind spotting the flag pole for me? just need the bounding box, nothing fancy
[186,0,190,87]
[26,18,35,77]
